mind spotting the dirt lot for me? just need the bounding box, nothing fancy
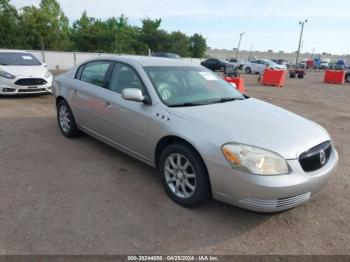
[0,72,349,255]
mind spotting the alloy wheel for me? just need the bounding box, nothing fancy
[58,104,71,133]
[164,153,196,199]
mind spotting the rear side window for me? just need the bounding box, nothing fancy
[80,61,111,87]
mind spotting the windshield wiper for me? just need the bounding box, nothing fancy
[218,97,244,102]
[169,97,244,107]
[205,97,244,104]
[169,102,206,107]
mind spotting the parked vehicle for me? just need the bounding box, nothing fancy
[345,71,350,83]
[152,52,180,59]
[289,67,305,79]
[320,62,329,69]
[306,59,314,69]
[336,59,347,70]
[54,56,338,212]
[243,59,286,74]
[320,58,331,69]
[271,59,288,67]
[201,58,235,72]
[226,58,245,70]
[0,50,53,95]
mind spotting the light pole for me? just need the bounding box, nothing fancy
[249,44,253,60]
[296,19,308,65]
[235,32,245,58]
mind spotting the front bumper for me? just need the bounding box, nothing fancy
[0,76,53,95]
[208,148,338,212]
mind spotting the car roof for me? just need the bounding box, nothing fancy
[84,55,198,67]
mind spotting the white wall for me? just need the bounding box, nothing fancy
[28,50,117,70]
[1,49,203,71]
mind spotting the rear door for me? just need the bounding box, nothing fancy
[70,60,113,133]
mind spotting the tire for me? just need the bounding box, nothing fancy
[290,73,296,78]
[245,67,251,74]
[297,74,304,79]
[57,99,80,138]
[158,143,211,207]
[346,74,350,83]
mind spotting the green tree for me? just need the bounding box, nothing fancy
[19,0,71,50]
[140,18,168,52]
[72,11,116,52]
[166,31,191,57]
[108,15,147,54]
[0,0,21,48]
[189,33,207,58]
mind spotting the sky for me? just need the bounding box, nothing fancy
[11,0,350,55]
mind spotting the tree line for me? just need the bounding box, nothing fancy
[0,0,207,57]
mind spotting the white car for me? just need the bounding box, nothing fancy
[243,59,287,74]
[226,58,245,69]
[0,50,53,95]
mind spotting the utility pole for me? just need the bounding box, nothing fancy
[249,44,253,60]
[114,30,118,54]
[235,32,245,58]
[296,19,308,65]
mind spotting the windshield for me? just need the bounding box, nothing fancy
[144,66,245,107]
[265,60,278,66]
[0,52,41,66]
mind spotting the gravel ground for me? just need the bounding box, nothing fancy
[0,71,349,255]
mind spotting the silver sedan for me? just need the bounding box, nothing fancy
[53,56,338,212]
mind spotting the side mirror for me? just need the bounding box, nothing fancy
[42,63,47,67]
[122,88,149,104]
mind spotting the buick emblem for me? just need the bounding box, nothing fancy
[320,150,326,165]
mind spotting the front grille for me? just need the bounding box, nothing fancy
[299,141,332,172]
[239,192,311,210]
[18,88,46,93]
[15,78,47,86]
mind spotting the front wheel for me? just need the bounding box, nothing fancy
[158,143,210,207]
[245,67,252,74]
[57,99,80,138]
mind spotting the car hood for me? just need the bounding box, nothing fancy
[168,98,330,159]
[0,65,48,77]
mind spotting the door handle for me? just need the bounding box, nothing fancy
[104,101,112,109]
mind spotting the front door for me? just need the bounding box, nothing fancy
[97,62,153,162]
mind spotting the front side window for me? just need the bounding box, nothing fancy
[0,52,41,66]
[144,66,245,107]
[80,61,111,87]
[108,63,147,95]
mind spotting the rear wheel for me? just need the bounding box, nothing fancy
[158,143,210,207]
[245,67,252,74]
[57,100,80,138]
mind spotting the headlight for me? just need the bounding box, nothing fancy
[0,70,15,79]
[222,143,289,175]
[45,70,52,78]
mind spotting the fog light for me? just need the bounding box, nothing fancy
[2,88,15,92]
